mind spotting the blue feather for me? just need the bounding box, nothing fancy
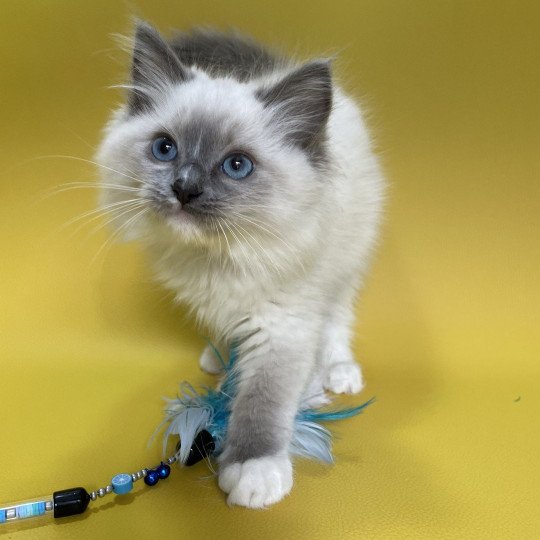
[162,347,374,464]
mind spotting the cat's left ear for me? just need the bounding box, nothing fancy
[256,60,333,150]
[128,21,191,113]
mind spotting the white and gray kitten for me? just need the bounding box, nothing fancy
[96,22,384,508]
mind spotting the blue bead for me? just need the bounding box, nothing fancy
[144,470,159,486]
[112,473,133,495]
[157,463,170,479]
[0,509,6,524]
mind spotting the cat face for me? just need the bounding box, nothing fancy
[97,23,333,251]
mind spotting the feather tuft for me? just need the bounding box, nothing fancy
[160,347,373,465]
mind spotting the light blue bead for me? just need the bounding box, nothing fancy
[0,509,6,523]
[111,473,133,495]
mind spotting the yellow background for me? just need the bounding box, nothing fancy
[1,1,538,538]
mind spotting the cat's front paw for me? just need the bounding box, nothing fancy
[199,345,223,374]
[324,361,363,394]
[219,455,293,508]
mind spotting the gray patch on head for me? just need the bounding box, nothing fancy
[257,60,333,166]
[169,28,285,82]
[127,24,333,168]
[178,115,237,164]
[147,113,271,222]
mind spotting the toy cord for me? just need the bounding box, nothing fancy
[0,430,214,526]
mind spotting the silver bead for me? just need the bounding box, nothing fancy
[131,473,137,482]
[45,500,53,511]
[105,485,113,494]
[136,470,143,480]
[97,488,106,498]
[167,456,176,464]
[141,468,148,477]
[89,491,98,501]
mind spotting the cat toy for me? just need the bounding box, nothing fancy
[0,348,373,526]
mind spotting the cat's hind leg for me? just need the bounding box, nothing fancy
[319,287,364,395]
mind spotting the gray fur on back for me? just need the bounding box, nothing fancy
[170,28,286,81]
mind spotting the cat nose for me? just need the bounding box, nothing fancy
[172,163,204,205]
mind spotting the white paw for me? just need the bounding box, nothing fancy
[199,345,223,374]
[324,361,364,394]
[219,456,293,508]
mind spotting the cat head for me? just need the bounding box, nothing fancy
[96,22,333,269]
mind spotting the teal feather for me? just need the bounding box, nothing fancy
[162,347,373,464]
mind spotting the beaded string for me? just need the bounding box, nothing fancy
[89,454,177,502]
[0,454,177,525]
[0,430,215,526]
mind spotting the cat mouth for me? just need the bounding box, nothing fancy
[161,201,215,226]
[148,194,218,231]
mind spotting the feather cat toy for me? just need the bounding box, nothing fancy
[0,348,372,525]
[163,347,374,465]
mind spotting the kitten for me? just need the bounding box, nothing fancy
[96,21,385,508]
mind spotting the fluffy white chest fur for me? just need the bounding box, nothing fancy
[97,22,384,508]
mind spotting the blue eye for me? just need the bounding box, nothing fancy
[152,136,178,161]
[221,154,254,180]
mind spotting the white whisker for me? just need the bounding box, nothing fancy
[209,217,224,266]
[44,181,141,196]
[86,202,146,239]
[31,154,141,183]
[59,198,143,232]
[72,201,146,240]
[232,221,283,279]
[227,212,305,273]
[90,207,149,267]
[221,219,250,277]
[216,217,233,264]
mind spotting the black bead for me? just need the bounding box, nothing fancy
[185,430,216,466]
[53,487,91,518]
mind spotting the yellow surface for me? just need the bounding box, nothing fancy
[1,1,538,538]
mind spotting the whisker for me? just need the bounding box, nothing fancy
[55,121,97,152]
[85,201,146,239]
[44,181,141,196]
[31,155,141,183]
[216,217,233,264]
[90,207,149,267]
[58,198,143,231]
[209,217,223,266]
[230,219,281,275]
[232,213,305,273]
[64,199,144,237]
[221,220,250,277]
[233,221,283,279]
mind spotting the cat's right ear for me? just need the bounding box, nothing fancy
[256,60,333,152]
[128,21,191,114]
